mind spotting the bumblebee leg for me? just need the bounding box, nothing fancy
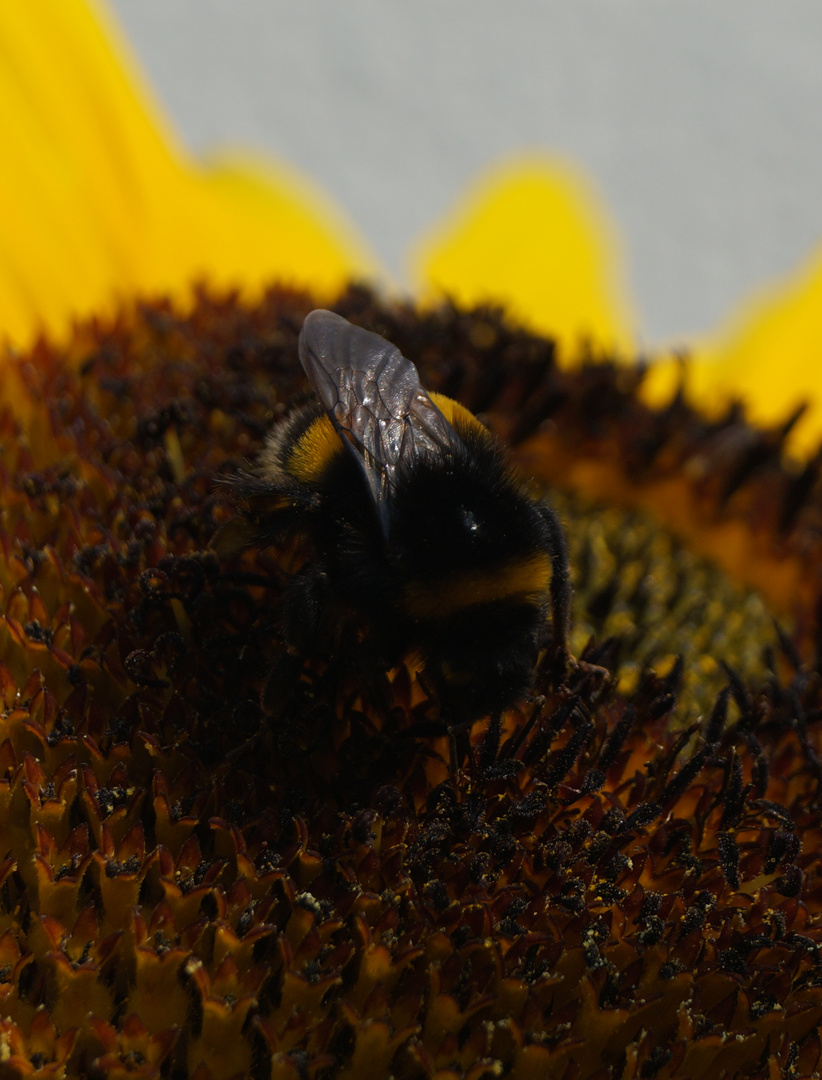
[225,730,262,767]
[254,565,332,724]
[262,649,304,719]
[503,695,545,760]
[538,502,572,668]
[277,564,329,652]
[448,723,466,775]
[447,716,478,774]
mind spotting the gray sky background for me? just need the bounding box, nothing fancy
[108,0,822,346]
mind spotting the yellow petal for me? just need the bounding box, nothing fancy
[410,157,636,361]
[180,153,378,299]
[644,242,822,455]
[0,0,376,349]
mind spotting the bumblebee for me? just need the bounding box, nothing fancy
[222,309,571,723]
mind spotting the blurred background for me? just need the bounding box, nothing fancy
[108,0,822,346]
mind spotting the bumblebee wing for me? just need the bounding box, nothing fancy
[298,309,460,535]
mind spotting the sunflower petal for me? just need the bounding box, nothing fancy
[0,0,376,347]
[410,157,636,361]
[645,244,822,455]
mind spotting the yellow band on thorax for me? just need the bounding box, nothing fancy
[287,414,342,482]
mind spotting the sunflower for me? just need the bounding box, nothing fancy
[1,5,822,1080]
